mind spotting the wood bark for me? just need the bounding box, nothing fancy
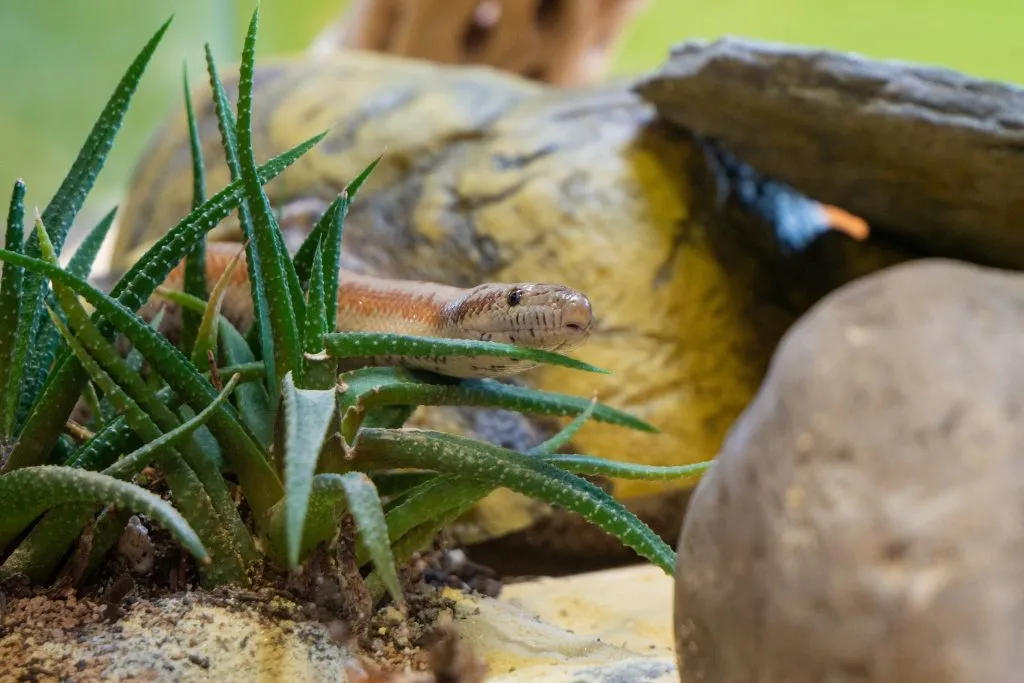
[310,0,648,85]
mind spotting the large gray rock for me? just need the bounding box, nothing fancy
[674,259,1024,682]
[635,39,1024,270]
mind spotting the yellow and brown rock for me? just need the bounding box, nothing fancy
[110,50,892,557]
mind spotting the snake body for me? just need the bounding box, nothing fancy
[152,241,594,378]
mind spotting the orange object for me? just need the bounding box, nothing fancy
[821,204,870,241]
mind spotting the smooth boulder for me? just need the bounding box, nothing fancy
[674,258,1024,682]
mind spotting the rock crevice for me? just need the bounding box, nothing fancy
[636,38,1024,269]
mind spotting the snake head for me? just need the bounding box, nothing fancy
[451,282,594,352]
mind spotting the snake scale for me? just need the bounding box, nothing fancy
[152,240,595,378]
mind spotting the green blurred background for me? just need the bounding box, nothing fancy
[2,0,1023,230]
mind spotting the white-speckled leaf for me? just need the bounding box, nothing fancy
[325,332,610,376]
[235,7,303,389]
[354,428,678,573]
[0,466,207,563]
[330,472,401,604]
[527,397,598,456]
[282,372,337,567]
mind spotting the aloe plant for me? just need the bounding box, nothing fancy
[0,6,712,605]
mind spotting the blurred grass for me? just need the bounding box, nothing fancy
[615,0,1024,81]
[0,0,342,231]
[2,0,1023,229]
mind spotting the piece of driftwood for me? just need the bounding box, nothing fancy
[310,0,647,85]
[635,37,1024,270]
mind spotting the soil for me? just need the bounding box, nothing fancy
[0,531,493,683]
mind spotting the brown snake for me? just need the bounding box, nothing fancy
[152,241,595,378]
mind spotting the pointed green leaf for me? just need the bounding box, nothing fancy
[1,374,240,583]
[40,197,118,420]
[219,319,273,447]
[39,19,171,251]
[204,41,307,387]
[325,333,610,377]
[338,366,653,433]
[13,19,172,428]
[292,155,380,289]
[0,180,26,442]
[320,196,345,332]
[184,63,207,212]
[0,466,206,563]
[303,245,328,355]
[354,428,677,573]
[203,44,239,156]
[344,154,381,200]
[528,397,597,456]
[47,305,249,584]
[105,374,241,480]
[281,372,337,567]
[6,135,324,473]
[293,195,340,291]
[12,207,120,429]
[204,43,277,400]
[322,472,401,604]
[80,380,105,431]
[541,454,713,480]
[235,6,303,391]
[66,207,117,280]
[300,246,336,389]
[0,249,283,519]
[371,475,489,558]
[182,63,208,354]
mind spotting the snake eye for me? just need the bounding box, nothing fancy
[507,288,521,307]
